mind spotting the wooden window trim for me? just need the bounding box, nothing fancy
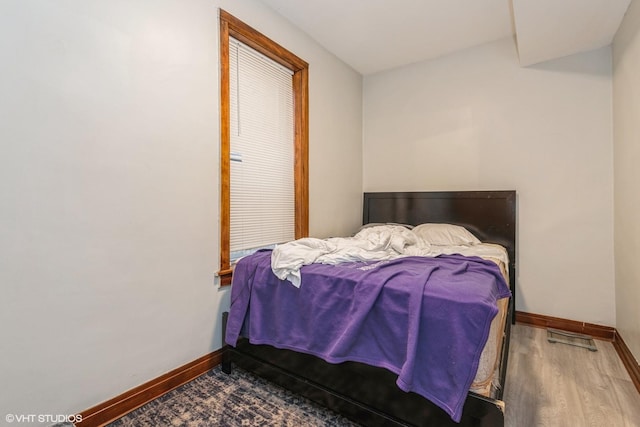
[218,10,309,286]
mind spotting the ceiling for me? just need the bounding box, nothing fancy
[259,0,632,75]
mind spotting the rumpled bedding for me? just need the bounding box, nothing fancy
[271,225,427,287]
[226,249,511,422]
[271,224,509,287]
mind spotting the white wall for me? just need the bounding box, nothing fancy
[0,0,362,420]
[363,38,615,327]
[613,0,640,363]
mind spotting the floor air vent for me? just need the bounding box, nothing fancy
[547,328,597,352]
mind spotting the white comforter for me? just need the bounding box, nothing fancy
[271,225,425,287]
[271,225,509,287]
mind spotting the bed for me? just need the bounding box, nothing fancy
[222,190,516,426]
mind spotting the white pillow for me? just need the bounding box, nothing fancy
[413,223,481,246]
[357,222,414,232]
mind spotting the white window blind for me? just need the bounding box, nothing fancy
[229,37,295,260]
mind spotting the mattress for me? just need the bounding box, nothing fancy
[469,252,510,397]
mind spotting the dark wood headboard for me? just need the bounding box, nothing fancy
[363,191,516,315]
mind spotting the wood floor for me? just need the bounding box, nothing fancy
[505,324,640,427]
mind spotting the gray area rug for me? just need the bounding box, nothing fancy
[108,366,360,426]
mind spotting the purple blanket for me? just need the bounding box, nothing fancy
[225,250,511,422]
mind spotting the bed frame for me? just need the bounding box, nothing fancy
[222,190,516,426]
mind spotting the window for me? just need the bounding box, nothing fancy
[228,37,294,262]
[218,10,308,285]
